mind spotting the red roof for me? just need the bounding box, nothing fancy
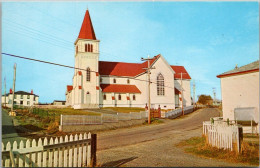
[99,55,160,77]
[78,10,96,40]
[171,66,191,79]
[100,84,141,93]
[67,85,73,92]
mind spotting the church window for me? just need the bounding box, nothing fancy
[86,67,91,81]
[88,44,91,52]
[100,78,102,83]
[157,73,165,96]
[113,78,116,83]
[133,95,136,101]
[85,44,88,52]
[118,94,121,100]
[76,46,78,53]
[127,79,130,84]
[91,44,93,52]
[103,94,106,100]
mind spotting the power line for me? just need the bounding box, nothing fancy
[2,52,178,90]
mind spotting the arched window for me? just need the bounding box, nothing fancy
[127,79,130,84]
[118,94,121,100]
[157,73,165,96]
[85,44,88,52]
[88,44,90,52]
[113,78,116,83]
[86,67,91,81]
[133,95,136,101]
[76,46,78,53]
[90,44,93,52]
[103,94,106,100]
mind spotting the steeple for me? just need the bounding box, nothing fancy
[78,10,96,40]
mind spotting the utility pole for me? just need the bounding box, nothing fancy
[141,55,155,124]
[11,63,17,112]
[193,80,196,106]
[181,72,184,116]
[213,87,216,105]
[4,77,6,107]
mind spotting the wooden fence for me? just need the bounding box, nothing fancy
[60,111,148,126]
[203,120,243,152]
[2,133,97,167]
[161,105,194,118]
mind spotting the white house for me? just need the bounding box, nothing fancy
[2,89,39,107]
[66,10,192,109]
[217,60,259,132]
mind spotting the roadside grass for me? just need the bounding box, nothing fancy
[102,107,145,113]
[176,135,259,166]
[9,107,100,135]
[143,118,164,125]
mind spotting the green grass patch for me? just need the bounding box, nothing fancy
[176,136,259,166]
[102,107,145,113]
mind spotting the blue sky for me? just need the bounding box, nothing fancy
[2,2,259,103]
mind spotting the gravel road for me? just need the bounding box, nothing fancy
[97,108,253,167]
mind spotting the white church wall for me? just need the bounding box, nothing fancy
[149,57,175,109]
[100,76,133,85]
[175,79,191,107]
[133,57,176,109]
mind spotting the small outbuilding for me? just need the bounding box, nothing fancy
[217,60,259,133]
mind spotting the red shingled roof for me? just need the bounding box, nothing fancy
[99,55,160,77]
[67,85,73,92]
[100,84,141,93]
[78,10,96,40]
[171,66,191,79]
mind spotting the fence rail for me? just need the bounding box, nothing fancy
[203,120,243,152]
[60,111,148,126]
[162,105,194,119]
[2,133,96,167]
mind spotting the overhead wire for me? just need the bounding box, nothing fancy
[2,53,177,90]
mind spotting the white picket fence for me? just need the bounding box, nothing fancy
[2,133,96,167]
[61,111,148,126]
[203,120,242,152]
[162,105,194,118]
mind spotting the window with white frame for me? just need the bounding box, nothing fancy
[157,73,165,96]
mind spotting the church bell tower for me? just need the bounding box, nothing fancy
[73,10,100,108]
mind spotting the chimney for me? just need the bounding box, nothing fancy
[10,88,12,94]
[31,89,33,94]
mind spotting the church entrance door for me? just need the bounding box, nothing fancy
[86,92,91,104]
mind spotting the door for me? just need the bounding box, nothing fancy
[86,92,91,104]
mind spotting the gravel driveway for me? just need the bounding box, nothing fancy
[97,108,252,167]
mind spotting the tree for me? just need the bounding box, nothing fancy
[197,94,213,105]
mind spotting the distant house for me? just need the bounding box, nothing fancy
[53,100,66,106]
[1,89,39,107]
[217,60,259,129]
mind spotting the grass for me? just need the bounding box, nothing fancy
[102,107,145,113]
[176,135,259,166]
[7,107,100,135]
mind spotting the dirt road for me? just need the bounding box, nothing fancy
[97,108,251,167]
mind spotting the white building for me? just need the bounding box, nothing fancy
[217,61,259,126]
[66,10,192,109]
[2,89,39,107]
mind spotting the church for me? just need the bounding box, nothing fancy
[65,10,192,109]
